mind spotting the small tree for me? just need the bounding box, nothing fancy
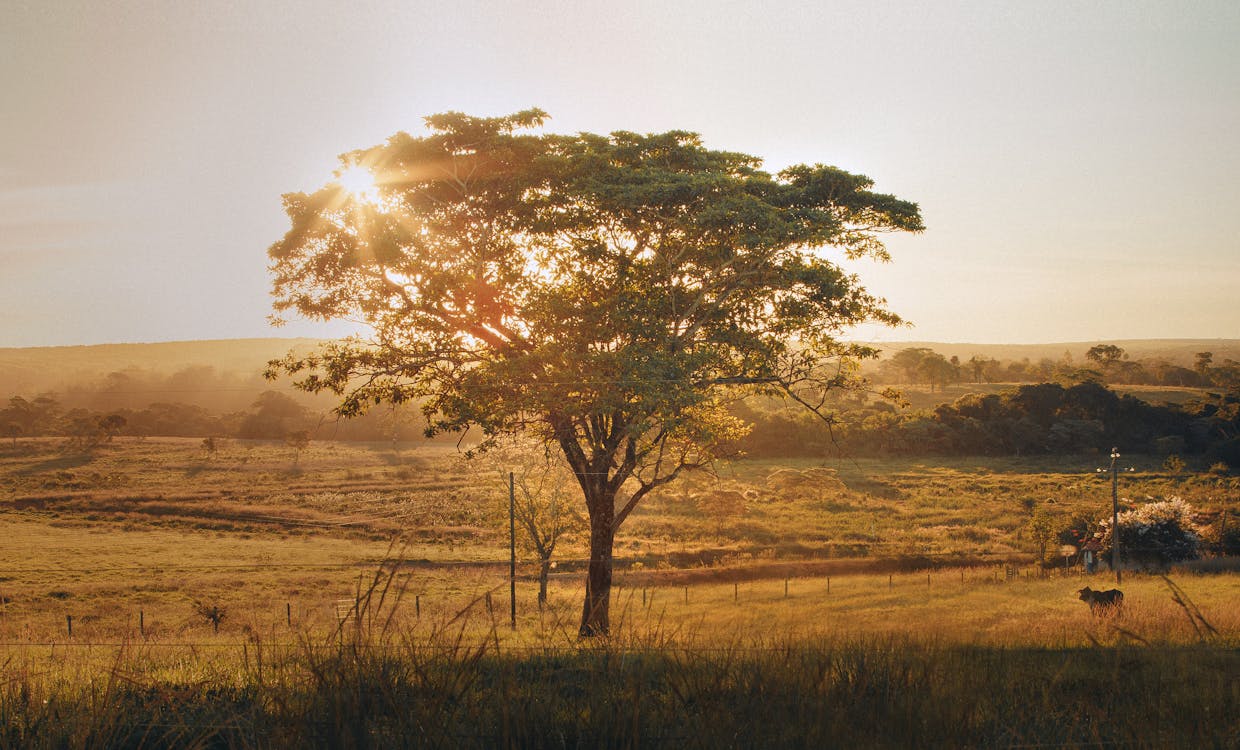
[193,600,227,633]
[2,422,20,447]
[98,413,126,441]
[483,440,584,608]
[285,429,311,466]
[1027,506,1055,564]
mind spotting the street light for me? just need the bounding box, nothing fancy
[1096,447,1134,584]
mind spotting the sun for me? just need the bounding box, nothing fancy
[336,164,382,205]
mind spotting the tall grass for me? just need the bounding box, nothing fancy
[4,634,1237,747]
[3,572,1238,748]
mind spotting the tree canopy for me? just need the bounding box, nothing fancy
[267,110,923,634]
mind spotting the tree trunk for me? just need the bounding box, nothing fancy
[579,505,615,637]
[538,558,550,610]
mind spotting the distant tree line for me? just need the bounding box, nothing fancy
[0,390,444,447]
[5,357,1238,466]
[870,345,1240,390]
[737,381,1240,466]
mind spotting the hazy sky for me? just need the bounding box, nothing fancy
[3,0,1238,348]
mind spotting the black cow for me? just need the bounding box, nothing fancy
[1078,586,1124,614]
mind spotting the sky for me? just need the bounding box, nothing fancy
[2,0,1238,348]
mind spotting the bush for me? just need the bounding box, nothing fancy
[1097,497,1203,568]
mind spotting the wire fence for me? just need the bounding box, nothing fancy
[0,552,1199,647]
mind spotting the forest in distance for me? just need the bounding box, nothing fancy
[1,338,1238,466]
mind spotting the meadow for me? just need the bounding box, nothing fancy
[2,437,1237,746]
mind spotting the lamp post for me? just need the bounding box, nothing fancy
[1096,447,1133,585]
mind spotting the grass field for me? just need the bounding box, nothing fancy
[2,437,1238,746]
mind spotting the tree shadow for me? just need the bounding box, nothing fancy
[13,453,95,475]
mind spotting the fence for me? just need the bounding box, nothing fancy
[0,554,1160,646]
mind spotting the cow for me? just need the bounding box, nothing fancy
[1078,586,1124,614]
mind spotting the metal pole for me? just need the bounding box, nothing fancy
[509,471,517,629]
[1110,448,1121,585]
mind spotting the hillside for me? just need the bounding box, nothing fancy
[0,338,323,395]
[3,336,1237,399]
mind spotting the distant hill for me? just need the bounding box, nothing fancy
[0,338,324,396]
[3,336,1237,398]
[862,339,1240,366]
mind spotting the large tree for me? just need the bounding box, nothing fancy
[267,110,923,635]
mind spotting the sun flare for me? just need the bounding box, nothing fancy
[336,165,381,205]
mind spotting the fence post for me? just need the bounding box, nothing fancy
[139,610,144,635]
[684,586,688,605]
[66,615,72,637]
[827,576,830,594]
[286,602,291,627]
[415,595,421,618]
[889,574,893,589]
[734,582,738,602]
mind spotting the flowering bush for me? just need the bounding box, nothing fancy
[1097,497,1203,567]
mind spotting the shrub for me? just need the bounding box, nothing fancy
[1097,497,1204,568]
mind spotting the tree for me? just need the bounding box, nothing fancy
[238,391,311,440]
[916,351,957,392]
[56,410,123,452]
[483,439,584,608]
[266,110,923,635]
[98,413,126,441]
[888,347,934,384]
[1,395,60,437]
[285,429,311,466]
[1027,506,1056,564]
[966,355,999,384]
[1193,351,1213,378]
[1085,344,1126,380]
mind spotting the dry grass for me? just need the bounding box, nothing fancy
[2,565,1237,748]
[2,438,1237,646]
